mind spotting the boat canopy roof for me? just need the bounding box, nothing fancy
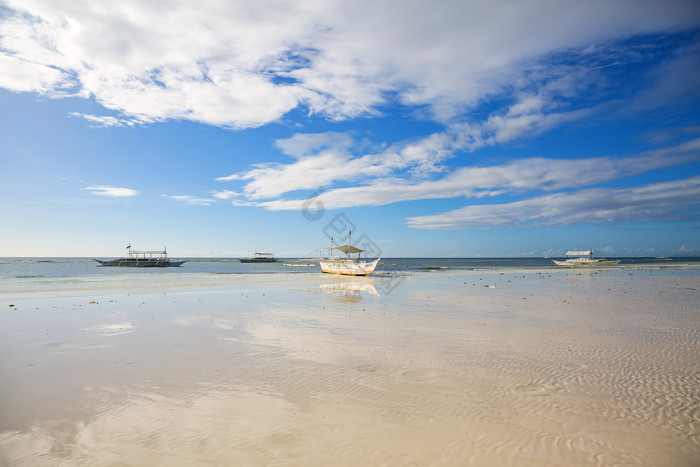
[566,249,592,256]
[334,244,363,254]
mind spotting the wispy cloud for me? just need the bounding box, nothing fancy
[224,136,700,211]
[1,1,698,128]
[83,185,138,197]
[406,176,700,229]
[207,136,700,229]
[218,111,589,201]
[70,113,142,128]
[163,195,216,206]
[617,39,700,117]
[211,190,241,200]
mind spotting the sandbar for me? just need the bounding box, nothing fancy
[1,267,698,466]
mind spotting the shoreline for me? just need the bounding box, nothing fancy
[2,263,699,298]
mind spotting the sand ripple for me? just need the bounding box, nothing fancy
[1,269,698,466]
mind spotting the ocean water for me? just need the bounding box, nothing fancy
[1,256,698,281]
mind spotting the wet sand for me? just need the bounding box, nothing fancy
[1,268,699,466]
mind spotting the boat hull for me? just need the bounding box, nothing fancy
[94,259,187,267]
[239,258,277,263]
[319,258,379,276]
[552,259,620,267]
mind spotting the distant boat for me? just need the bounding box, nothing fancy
[552,248,620,267]
[239,251,277,263]
[283,262,316,267]
[318,231,380,276]
[94,245,187,267]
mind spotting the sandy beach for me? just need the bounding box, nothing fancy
[1,267,698,466]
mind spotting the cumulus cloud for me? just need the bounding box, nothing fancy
[83,185,138,197]
[1,0,698,127]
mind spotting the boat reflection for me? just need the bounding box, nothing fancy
[319,278,379,302]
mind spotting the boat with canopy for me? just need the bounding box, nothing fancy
[94,245,187,267]
[239,251,277,263]
[552,248,620,267]
[318,231,380,276]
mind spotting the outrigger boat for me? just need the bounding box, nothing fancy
[94,245,187,267]
[239,251,277,263]
[552,248,620,267]
[318,231,380,276]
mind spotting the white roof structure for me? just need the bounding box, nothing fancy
[566,249,593,256]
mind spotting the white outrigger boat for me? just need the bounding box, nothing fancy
[318,232,380,276]
[552,248,620,267]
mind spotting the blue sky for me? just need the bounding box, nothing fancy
[1,0,700,257]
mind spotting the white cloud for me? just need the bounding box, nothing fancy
[0,0,312,128]
[0,54,66,93]
[6,1,697,233]
[677,244,700,254]
[83,185,138,197]
[405,176,700,230]
[211,190,241,200]
[221,125,484,200]
[215,174,242,182]
[233,137,700,230]
[231,136,700,211]
[1,0,698,127]
[483,104,589,145]
[619,40,700,116]
[164,195,216,206]
[70,112,141,128]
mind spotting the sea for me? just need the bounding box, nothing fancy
[1,256,699,281]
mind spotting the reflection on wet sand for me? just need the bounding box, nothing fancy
[320,278,379,302]
[289,276,380,303]
[1,269,699,466]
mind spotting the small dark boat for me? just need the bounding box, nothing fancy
[94,245,187,267]
[239,252,277,263]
